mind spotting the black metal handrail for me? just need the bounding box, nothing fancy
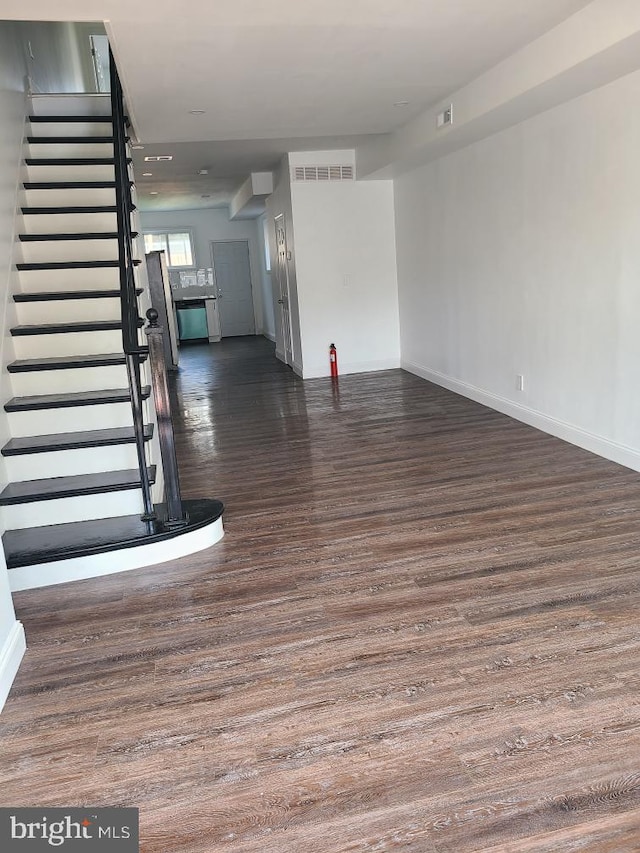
[109,50,155,521]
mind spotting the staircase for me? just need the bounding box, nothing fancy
[0,87,223,591]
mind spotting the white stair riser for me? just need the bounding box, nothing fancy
[19,239,119,264]
[20,212,118,235]
[10,365,128,396]
[25,164,115,183]
[1,488,145,530]
[4,444,142,481]
[15,297,121,325]
[27,142,114,159]
[18,266,121,291]
[8,518,225,593]
[8,401,135,437]
[29,121,113,137]
[22,188,116,208]
[12,329,123,359]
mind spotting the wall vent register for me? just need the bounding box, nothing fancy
[292,165,354,182]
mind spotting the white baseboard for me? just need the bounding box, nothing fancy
[302,357,401,380]
[292,358,304,377]
[0,621,26,713]
[9,517,224,592]
[402,359,640,473]
[275,348,286,363]
[263,331,276,342]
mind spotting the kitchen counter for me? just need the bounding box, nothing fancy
[172,293,217,302]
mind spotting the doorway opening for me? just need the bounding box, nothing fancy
[273,214,294,366]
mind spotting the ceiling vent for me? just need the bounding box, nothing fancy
[144,155,173,162]
[292,165,354,182]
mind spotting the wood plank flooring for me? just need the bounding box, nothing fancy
[3,336,640,852]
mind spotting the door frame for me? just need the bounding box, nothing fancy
[273,214,294,366]
[210,239,257,338]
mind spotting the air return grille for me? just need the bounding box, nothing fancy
[292,165,354,182]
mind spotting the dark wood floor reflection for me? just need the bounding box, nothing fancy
[4,336,640,852]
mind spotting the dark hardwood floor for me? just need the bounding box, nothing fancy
[3,335,640,851]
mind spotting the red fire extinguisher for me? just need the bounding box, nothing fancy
[329,343,338,378]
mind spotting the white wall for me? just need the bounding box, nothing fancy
[0,21,27,711]
[395,68,640,471]
[14,21,101,95]
[289,151,400,379]
[140,207,266,334]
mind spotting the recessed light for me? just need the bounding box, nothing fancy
[142,172,153,176]
[144,155,173,162]
[189,109,206,115]
[131,144,145,149]
[150,191,159,195]
[198,169,209,175]
[393,100,410,107]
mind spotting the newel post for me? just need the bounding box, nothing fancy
[145,308,188,527]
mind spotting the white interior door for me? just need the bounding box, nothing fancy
[274,214,293,365]
[211,240,255,337]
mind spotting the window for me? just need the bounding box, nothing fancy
[143,231,194,268]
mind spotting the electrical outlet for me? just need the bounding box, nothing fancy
[517,374,524,392]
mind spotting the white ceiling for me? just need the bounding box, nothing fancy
[3,0,594,210]
[117,0,592,143]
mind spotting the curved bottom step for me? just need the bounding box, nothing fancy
[5,499,224,591]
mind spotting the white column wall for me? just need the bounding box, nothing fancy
[286,150,400,379]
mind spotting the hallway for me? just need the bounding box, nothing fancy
[3,337,640,851]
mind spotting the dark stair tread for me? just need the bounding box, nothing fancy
[13,288,141,302]
[29,115,113,122]
[2,498,224,568]
[21,206,118,214]
[17,260,140,270]
[4,386,150,411]
[26,158,118,166]
[23,181,117,190]
[7,353,132,372]
[27,136,114,144]
[2,425,153,456]
[19,232,126,242]
[0,465,157,506]
[11,320,122,336]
